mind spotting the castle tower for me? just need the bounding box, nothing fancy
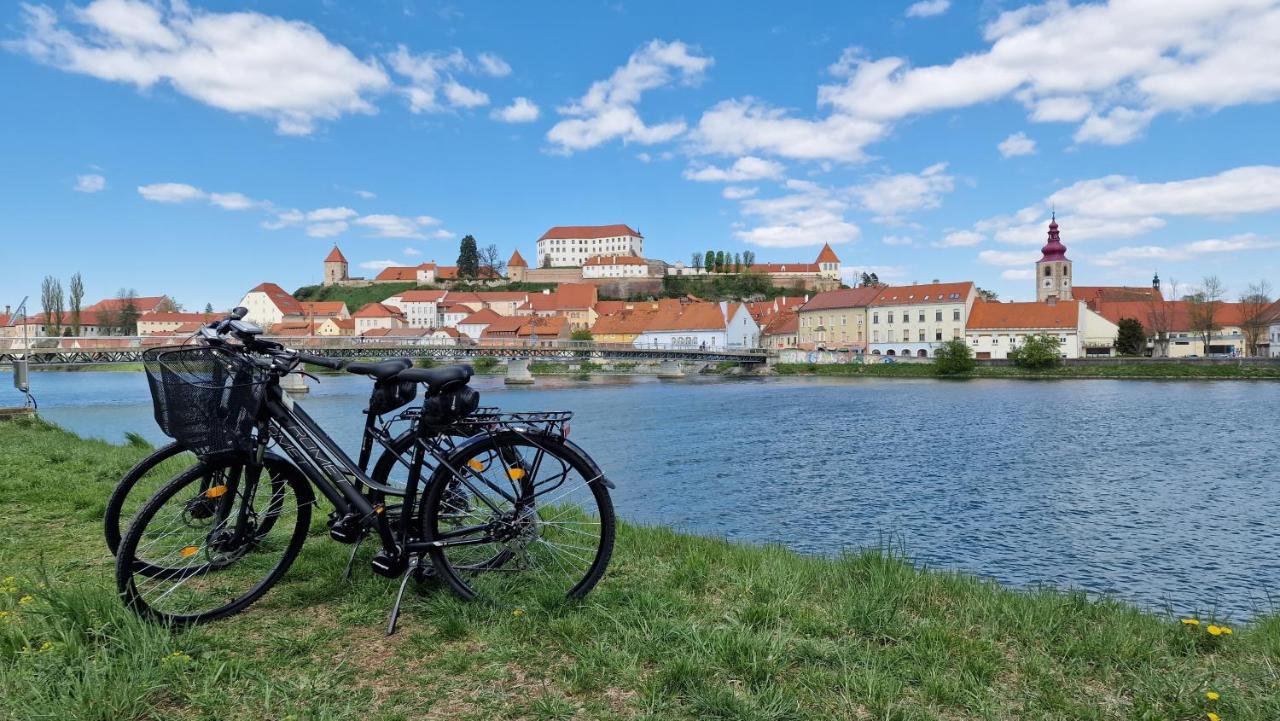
[1152,272,1161,291]
[815,243,841,280]
[323,246,349,286]
[507,249,528,282]
[1035,215,1072,303]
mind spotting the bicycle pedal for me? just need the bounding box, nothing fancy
[327,513,363,544]
[371,550,406,578]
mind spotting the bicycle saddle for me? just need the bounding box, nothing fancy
[394,364,473,391]
[345,358,413,380]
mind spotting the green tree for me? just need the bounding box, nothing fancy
[733,252,741,273]
[570,329,593,341]
[40,275,64,337]
[457,235,480,279]
[1186,275,1225,354]
[742,250,755,268]
[704,250,715,273]
[691,252,701,270]
[1009,334,1062,369]
[933,339,976,375]
[116,288,141,336]
[1115,318,1146,356]
[204,302,215,314]
[715,251,725,272]
[976,287,999,301]
[68,272,84,336]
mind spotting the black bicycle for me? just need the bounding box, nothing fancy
[114,310,615,632]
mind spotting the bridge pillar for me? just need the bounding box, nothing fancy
[505,358,535,385]
[657,359,685,379]
[281,372,309,394]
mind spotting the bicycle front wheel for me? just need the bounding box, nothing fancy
[420,430,615,603]
[115,456,312,625]
[104,442,197,555]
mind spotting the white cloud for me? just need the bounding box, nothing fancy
[882,235,914,246]
[546,40,711,152]
[359,259,400,270]
[386,46,508,113]
[997,132,1036,158]
[443,80,489,108]
[1049,166,1280,219]
[262,209,303,230]
[936,230,983,247]
[1001,269,1033,280]
[690,98,886,162]
[209,192,256,210]
[74,173,105,192]
[404,247,422,256]
[1090,233,1280,267]
[795,0,1280,151]
[722,186,758,200]
[354,214,445,239]
[490,96,540,123]
[683,156,784,182]
[733,179,860,248]
[354,189,376,199]
[476,52,511,77]
[1184,234,1279,254]
[306,207,358,222]
[851,162,954,222]
[138,182,205,203]
[906,0,950,18]
[841,264,906,283]
[306,221,348,238]
[978,249,1040,266]
[10,2,390,135]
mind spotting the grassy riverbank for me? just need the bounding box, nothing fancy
[2,419,1278,720]
[773,361,1280,379]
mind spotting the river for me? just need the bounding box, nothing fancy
[3,369,1278,619]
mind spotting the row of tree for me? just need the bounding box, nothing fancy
[38,275,175,336]
[689,250,757,274]
[455,235,506,279]
[1130,275,1274,357]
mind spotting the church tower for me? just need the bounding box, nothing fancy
[1035,215,1072,303]
[323,246,349,286]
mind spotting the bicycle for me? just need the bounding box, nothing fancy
[114,310,616,633]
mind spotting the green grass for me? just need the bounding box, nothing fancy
[2,419,1278,720]
[30,363,145,373]
[774,361,1280,379]
[293,282,559,308]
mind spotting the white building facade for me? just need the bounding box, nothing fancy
[868,282,977,357]
[537,225,643,268]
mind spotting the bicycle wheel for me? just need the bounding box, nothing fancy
[420,430,615,602]
[369,428,471,495]
[116,456,312,625]
[104,442,197,555]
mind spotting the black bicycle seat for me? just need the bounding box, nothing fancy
[345,358,413,381]
[394,364,473,391]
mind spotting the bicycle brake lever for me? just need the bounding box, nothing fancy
[293,370,321,383]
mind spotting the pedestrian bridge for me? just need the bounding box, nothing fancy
[0,336,769,366]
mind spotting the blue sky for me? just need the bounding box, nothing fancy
[3,0,1279,311]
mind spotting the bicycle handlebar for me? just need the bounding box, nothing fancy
[295,352,344,370]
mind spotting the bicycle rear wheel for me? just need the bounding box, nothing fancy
[420,430,615,603]
[104,442,197,555]
[116,456,312,625]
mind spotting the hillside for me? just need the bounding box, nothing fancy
[293,281,560,309]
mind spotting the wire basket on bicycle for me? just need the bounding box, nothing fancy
[142,346,270,458]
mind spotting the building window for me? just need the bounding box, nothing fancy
[918,329,926,341]
[872,313,879,324]
[953,309,961,321]
[935,330,943,341]
[888,312,895,324]
[1044,266,1051,277]
[935,310,943,322]
[918,311,925,323]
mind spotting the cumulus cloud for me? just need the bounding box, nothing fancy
[306,221,348,238]
[10,1,390,135]
[905,0,950,18]
[359,259,400,270]
[1048,165,1280,219]
[546,39,712,152]
[683,156,784,182]
[74,173,105,192]
[387,46,500,113]
[476,52,512,77]
[733,179,860,248]
[209,192,257,210]
[997,132,1036,157]
[978,249,1040,266]
[353,214,448,239]
[306,207,358,221]
[690,98,886,162]
[1090,234,1280,267]
[851,162,954,223]
[722,186,758,200]
[354,189,376,199]
[138,182,205,203]
[936,230,983,247]
[491,97,540,123]
[882,235,914,246]
[1001,269,1033,280]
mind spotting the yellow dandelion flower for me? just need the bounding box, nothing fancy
[1207,625,1223,636]
[1205,691,1220,701]
[1182,618,1200,626]
[1221,626,1233,635]
[18,595,34,605]
[2,576,14,584]
[38,641,53,652]
[512,608,525,617]
[1207,713,1220,721]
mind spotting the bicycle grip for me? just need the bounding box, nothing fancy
[295,352,344,370]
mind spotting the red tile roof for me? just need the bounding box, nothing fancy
[871,282,975,307]
[248,283,303,315]
[761,310,799,336]
[298,301,348,317]
[967,300,1081,330]
[1074,286,1163,303]
[539,224,641,240]
[508,249,528,268]
[815,243,840,264]
[374,266,419,282]
[324,246,347,263]
[353,302,405,318]
[645,302,725,332]
[398,290,448,303]
[460,309,503,325]
[750,262,821,274]
[139,312,216,324]
[1093,300,1248,331]
[85,296,171,314]
[801,287,883,312]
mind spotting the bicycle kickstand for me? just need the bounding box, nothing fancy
[386,553,421,636]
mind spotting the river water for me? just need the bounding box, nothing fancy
[3,370,1278,619]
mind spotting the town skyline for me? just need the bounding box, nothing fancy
[4,0,1280,310]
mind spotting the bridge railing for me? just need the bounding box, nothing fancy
[0,335,768,357]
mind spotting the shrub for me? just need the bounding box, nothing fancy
[472,356,499,372]
[933,339,976,375]
[1116,318,1146,356]
[570,329,593,341]
[1009,334,1063,369]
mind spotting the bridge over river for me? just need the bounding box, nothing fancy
[0,337,768,380]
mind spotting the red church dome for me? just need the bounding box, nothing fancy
[1039,216,1068,261]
